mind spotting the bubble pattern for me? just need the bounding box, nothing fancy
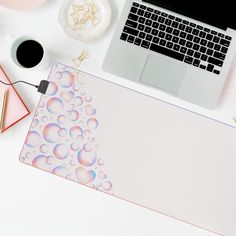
[20,63,113,193]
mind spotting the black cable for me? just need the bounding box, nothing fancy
[0,80,38,88]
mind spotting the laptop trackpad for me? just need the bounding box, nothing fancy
[140,55,186,94]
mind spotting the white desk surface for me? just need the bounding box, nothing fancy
[0,1,232,236]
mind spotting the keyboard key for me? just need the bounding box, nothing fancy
[165,34,172,41]
[185,26,192,33]
[120,33,128,41]
[160,39,167,46]
[154,10,161,15]
[208,57,223,67]
[204,27,210,32]
[161,12,168,17]
[194,52,201,59]
[133,2,139,7]
[127,35,135,43]
[138,24,145,31]
[128,13,138,21]
[213,69,220,74]
[153,37,159,44]
[213,51,225,60]
[193,37,200,43]
[173,29,180,36]
[207,41,214,48]
[183,20,189,25]
[197,25,203,30]
[159,24,166,31]
[141,40,150,49]
[201,54,208,61]
[190,23,196,27]
[151,14,158,21]
[192,29,199,35]
[186,34,193,41]
[193,44,200,50]
[180,32,187,38]
[211,30,217,35]
[175,17,182,22]
[172,21,179,28]
[213,36,220,43]
[123,26,139,36]
[172,36,179,43]
[140,4,146,9]
[220,39,230,47]
[206,34,213,41]
[138,17,145,23]
[193,59,200,67]
[126,20,138,28]
[158,31,165,38]
[206,49,213,56]
[165,19,172,25]
[187,49,194,56]
[200,64,206,69]
[207,64,214,72]
[139,32,146,39]
[225,35,232,40]
[151,29,158,36]
[158,17,165,23]
[150,43,185,61]
[138,9,145,16]
[214,44,221,51]
[144,26,151,33]
[200,39,207,46]
[152,22,159,28]
[173,44,180,51]
[145,19,152,26]
[166,27,173,34]
[146,34,153,41]
[178,24,185,30]
[218,33,224,38]
[179,39,186,46]
[184,56,193,64]
[147,7,154,12]
[168,15,175,19]
[221,46,228,53]
[131,7,138,14]
[199,31,206,38]
[200,46,207,53]
[186,41,193,48]
[134,37,142,46]
[180,47,187,54]
[144,11,151,18]
[167,42,174,49]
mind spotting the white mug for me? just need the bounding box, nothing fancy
[5,34,51,71]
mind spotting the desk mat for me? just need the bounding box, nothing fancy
[19,63,236,236]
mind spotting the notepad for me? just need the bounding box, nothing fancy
[0,66,30,132]
[19,63,236,236]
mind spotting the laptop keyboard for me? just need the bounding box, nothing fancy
[120,2,232,75]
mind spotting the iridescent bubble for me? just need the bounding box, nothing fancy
[75,167,96,184]
[74,96,83,106]
[84,129,91,136]
[32,155,51,171]
[87,118,98,129]
[85,95,92,102]
[55,71,63,79]
[99,171,107,179]
[103,181,112,191]
[46,81,58,96]
[43,123,61,143]
[39,100,45,108]
[40,144,48,153]
[60,91,74,103]
[47,98,63,114]
[69,126,83,139]
[53,144,69,159]
[77,149,97,167]
[25,131,41,148]
[58,71,74,88]
[68,110,79,121]
[32,119,39,128]
[58,128,67,137]
[97,159,104,166]
[51,166,70,178]
[73,84,80,91]
[83,143,92,152]
[85,104,96,116]
[41,116,48,122]
[71,143,80,151]
[57,115,66,124]
[46,155,54,165]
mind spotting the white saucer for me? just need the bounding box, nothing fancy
[58,0,111,42]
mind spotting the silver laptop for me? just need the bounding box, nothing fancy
[102,0,236,109]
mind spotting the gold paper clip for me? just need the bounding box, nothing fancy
[0,89,9,133]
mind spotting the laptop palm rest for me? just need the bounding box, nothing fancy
[140,54,186,94]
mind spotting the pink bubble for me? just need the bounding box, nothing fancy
[83,143,92,152]
[87,118,98,129]
[85,104,96,116]
[43,123,61,143]
[103,181,112,191]
[32,155,51,171]
[58,71,74,88]
[71,142,80,151]
[41,116,48,122]
[68,110,79,121]
[55,71,63,79]
[69,126,83,139]
[40,144,48,153]
[75,167,96,184]
[51,166,70,178]
[25,131,41,148]
[53,144,69,159]
[73,84,80,91]
[77,149,97,167]
[46,98,63,114]
[99,171,107,179]
[84,129,91,136]
[60,91,74,102]
[58,128,67,137]
[85,95,92,102]
[74,96,83,106]
[97,158,104,166]
[46,81,58,96]
[57,115,66,124]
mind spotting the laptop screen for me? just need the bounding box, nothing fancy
[143,0,235,30]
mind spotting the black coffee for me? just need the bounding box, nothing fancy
[16,40,44,68]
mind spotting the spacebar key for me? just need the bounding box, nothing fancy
[150,43,184,61]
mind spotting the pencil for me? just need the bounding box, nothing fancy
[0,89,9,133]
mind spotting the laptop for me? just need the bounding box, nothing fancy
[102,0,236,109]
